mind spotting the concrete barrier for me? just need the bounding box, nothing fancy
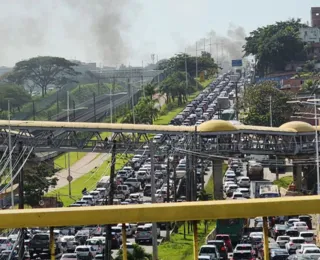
[205,227,217,243]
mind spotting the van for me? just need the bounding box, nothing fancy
[81,195,95,205]
[96,176,109,188]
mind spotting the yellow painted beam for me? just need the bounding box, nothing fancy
[1,196,320,229]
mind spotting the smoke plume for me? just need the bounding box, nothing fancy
[186,24,247,69]
[0,0,138,66]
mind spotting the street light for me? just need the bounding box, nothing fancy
[62,91,87,197]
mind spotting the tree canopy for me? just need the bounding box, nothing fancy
[6,56,80,97]
[239,81,298,127]
[24,162,58,207]
[115,243,151,260]
[243,19,307,76]
[0,83,31,112]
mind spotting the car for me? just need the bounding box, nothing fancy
[270,248,289,260]
[236,188,250,198]
[234,243,256,256]
[61,253,78,259]
[285,237,305,254]
[271,224,287,239]
[296,243,318,254]
[292,222,308,232]
[231,192,243,200]
[206,240,228,260]
[275,236,290,248]
[299,231,315,243]
[232,250,255,260]
[286,218,300,228]
[215,234,232,252]
[286,229,300,238]
[199,245,220,260]
[75,245,97,259]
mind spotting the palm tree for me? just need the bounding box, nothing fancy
[115,243,152,260]
[144,83,156,100]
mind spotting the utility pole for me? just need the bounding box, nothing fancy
[8,99,14,208]
[235,80,239,120]
[142,60,145,97]
[150,143,158,260]
[128,77,135,124]
[104,141,117,260]
[93,92,96,122]
[18,141,25,259]
[111,76,115,124]
[166,146,171,241]
[67,91,71,197]
[185,49,188,89]
[196,42,198,88]
[73,100,76,120]
[32,101,36,121]
[157,55,160,91]
[269,96,273,127]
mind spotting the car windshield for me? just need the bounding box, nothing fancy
[76,248,89,252]
[200,247,216,255]
[301,233,314,238]
[33,235,49,240]
[237,246,251,250]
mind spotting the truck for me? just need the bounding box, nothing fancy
[247,161,264,180]
[251,181,272,198]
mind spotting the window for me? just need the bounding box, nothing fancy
[301,233,313,238]
[233,252,252,259]
[76,248,89,252]
[34,235,49,241]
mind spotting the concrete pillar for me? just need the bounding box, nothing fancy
[293,164,302,191]
[213,159,224,200]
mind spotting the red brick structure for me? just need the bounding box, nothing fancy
[311,7,320,27]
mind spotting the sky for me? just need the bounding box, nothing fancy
[0,0,319,67]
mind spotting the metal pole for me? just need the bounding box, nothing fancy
[142,60,145,97]
[18,141,25,260]
[8,100,14,208]
[210,38,212,56]
[166,147,170,241]
[270,96,273,127]
[314,94,320,232]
[105,141,117,260]
[32,101,35,121]
[130,80,135,124]
[262,217,270,260]
[235,81,239,120]
[193,221,199,260]
[150,143,159,260]
[93,92,96,122]
[67,91,71,197]
[196,42,198,84]
[73,100,76,120]
[157,55,160,91]
[49,227,55,260]
[111,77,115,124]
[121,223,128,260]
[185,49,188,89]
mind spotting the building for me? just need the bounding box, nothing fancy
[299,27,320,43]
[311,7,320,27]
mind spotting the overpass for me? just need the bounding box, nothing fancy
[0,119,317,197]
[1,196,319,260]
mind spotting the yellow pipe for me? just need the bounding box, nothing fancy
[193,221,199,260]
[49,227,55,260]
[1,196,320,229]
[122,223,128,260]
[262,217,269,260]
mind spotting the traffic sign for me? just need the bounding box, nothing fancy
[232,59,243,67]
[67,175,73,182]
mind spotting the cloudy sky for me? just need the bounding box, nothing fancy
[0,0,319,67]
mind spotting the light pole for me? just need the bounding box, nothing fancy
[269,96,273,127]
[8,100,14,207]
[63,91,87,197]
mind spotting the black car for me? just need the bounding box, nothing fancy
[271,224,287,239]
[207,240,228,260]
[270,249,289,260]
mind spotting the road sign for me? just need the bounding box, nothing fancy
[67,175,73,182]
[232,59,243,67]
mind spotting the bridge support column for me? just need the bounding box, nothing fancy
[293,164,302,191]
[212,159,224,200]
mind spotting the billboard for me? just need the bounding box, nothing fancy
[232,59,243,67]
[299,27,320,43]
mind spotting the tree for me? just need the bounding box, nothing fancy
[0,83,32,112]
[144,84,156,100]
[7,56,80,97]
[239,81,298,127]
[121,97,159,124]
[24,162,58,207]
[243,19,307,76]
[115,243,152,260]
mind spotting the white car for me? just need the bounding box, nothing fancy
[285,237,305,254]
[296,244,318,254]
[276,236,290,248]
[117,223,134,237]
[120,242,134,254]
[0,237,11,251]
[75,245,97,258]
[292,222,308,232]
[299,231,315,243]
[238,176,250,187]
[224,181,235,191]
[286,218,300,228]
[236,188,250,198]
[231,192,243,200]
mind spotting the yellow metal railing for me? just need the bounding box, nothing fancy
[2,196,320,260]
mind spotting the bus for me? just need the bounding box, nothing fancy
[259,185,280,198]
[216,218,246,245]
[221,109,235,120]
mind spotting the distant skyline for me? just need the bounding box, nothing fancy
[0,0,319,67]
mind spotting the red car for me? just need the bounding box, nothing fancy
[215,234,233,252]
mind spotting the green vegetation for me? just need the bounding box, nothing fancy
[47,154,133,206]
[158,221,216,260]
[239,81,298,127]
[243,19,307,76]
[5,56,80,97]
[54,152,87,169]
[115,243,152,260]
[274,176,293,189]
